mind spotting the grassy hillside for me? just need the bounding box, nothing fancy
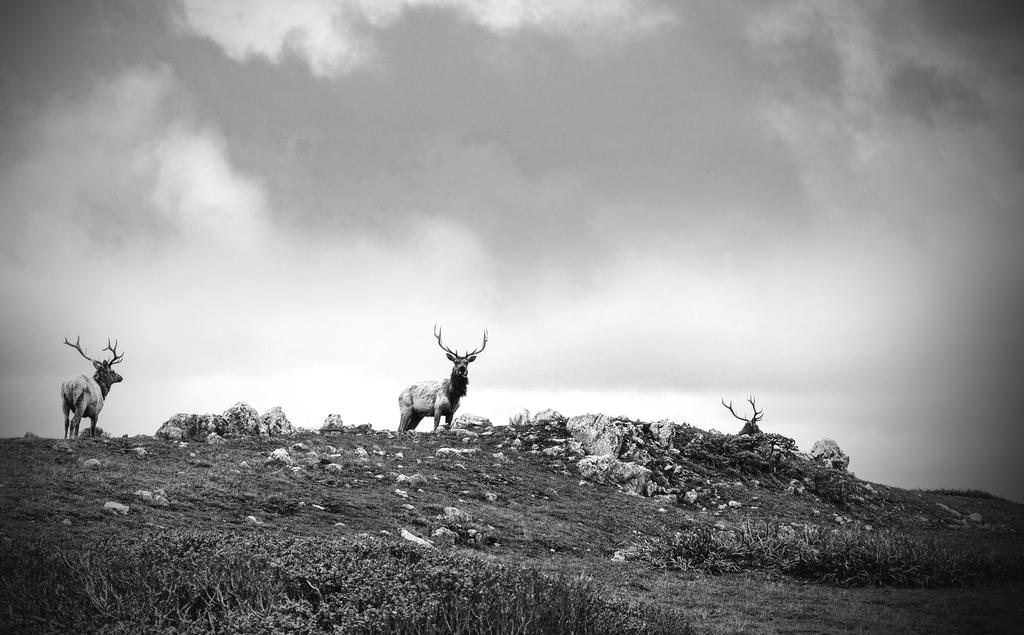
[1,418,1022,633]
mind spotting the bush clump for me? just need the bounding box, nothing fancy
[0,530,691,634]
[627,521,1022,588]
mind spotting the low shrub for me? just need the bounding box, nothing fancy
[0,530,691,634]
[628,521,1022,588]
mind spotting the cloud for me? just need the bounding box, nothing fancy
[174,0,676,76]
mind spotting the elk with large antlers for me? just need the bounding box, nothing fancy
[722,396,763,436]
[60,336,124,438]
[398,325,487,432]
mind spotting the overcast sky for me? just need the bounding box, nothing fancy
[2,1,1022,499]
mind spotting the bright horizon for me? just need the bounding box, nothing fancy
[2,1,1022,501]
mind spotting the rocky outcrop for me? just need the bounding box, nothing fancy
[450,413,492,430]
[156,403,294,441]
[810,438,850,471]
[577,454,654,496]
[566,414,628,456]
[321,414,345,432]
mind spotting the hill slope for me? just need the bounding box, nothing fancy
[1,414,1022,633]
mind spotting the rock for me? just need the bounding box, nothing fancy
[324,463,343,473]
[260,406,295,436]
[134,490,153,501]
[396,473,428,488]
[683,490,699,505]
[968,512,983,523]
[354,447,370,459]
[484,492,498,503]
[156,414,227,441]
[532,409,565,425]
[222,402,261,436]
[400,528,434,548]
[132,447,147,456]
[649,420,676,448]
[153,494,170,506]
[23,432,40,439]
[936,503,961,517]
[577,454,654,496]
[266,448,294,467]
[443,506,472,524]
[321,414,346,432]
[394,489,409,498]
[727,500,742,508]
[206,433,225,445]
[810,438,850,470]
[566,414,626,456]
[291,443,312,453]
[431,527,458,546]
[508,408,531,427]
[83,458,101,469]
[451,413,493,430]
[104,501,129,515]
[245,515,264,526]
[436,447,479,458]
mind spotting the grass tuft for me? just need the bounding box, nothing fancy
[627,521,1022,588]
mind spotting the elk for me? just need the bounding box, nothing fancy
[722,396,763,436]
[61,336,124,438]
[398,325,487,432]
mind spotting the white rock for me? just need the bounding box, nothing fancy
[245,515,264,526]
[266,448,293,466]
[104,501,129,515]
[400,528,434,548]
[395,489,409,498]
[435,447,479,458]
[83,458,101,469]
[132,447,147,456]
[968,512,983,523]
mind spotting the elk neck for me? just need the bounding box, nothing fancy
[446,368,469,400]
[93,372,113,398]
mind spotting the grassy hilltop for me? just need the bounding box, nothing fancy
[1,413,1022,633]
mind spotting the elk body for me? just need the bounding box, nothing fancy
[61,336,124,438]
[398,325,487,432]
[723,396,763,436]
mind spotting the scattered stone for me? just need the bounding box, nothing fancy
[104,501,129,515]
[245,515,265,526]
[394,489,409,498]
[156,413,226,441]
[291,443,311,453]
[84,458,101,470]
[324,463,343,473]
[132,447,147,456]
[23,432,40,439]
[321,414,345,432]
[354,447,370,459]
[402,503,416,511]
[809,438,850,471]
[401,528,434,548]
[443,506,472,524]
[431,527,458,546]
[484,492,498,503]
[239,461,250,469]
[968,512,983,523]
[436,447,479,458]
[727,500,742,508]
[206,432,225,445]
[266,448,294,467]
[134,490,154,502]
[683,490,699,505]
[222,402,261,435]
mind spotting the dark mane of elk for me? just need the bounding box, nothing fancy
[398,325,487,432]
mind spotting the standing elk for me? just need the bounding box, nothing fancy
[61,336,124,438]
[398,325,487,432]
[722,396,763,436]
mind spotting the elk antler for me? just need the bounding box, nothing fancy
[434,324,459,357]
[746,396,764,423]
[722,398,747,422]
[64,336,99,364]
[104,339,125,365]
[464,329,488,357]
[722,396,764,424]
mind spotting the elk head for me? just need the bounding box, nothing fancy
[722,396,763,435]
[434,324,487,382]
[64,336,124,391]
